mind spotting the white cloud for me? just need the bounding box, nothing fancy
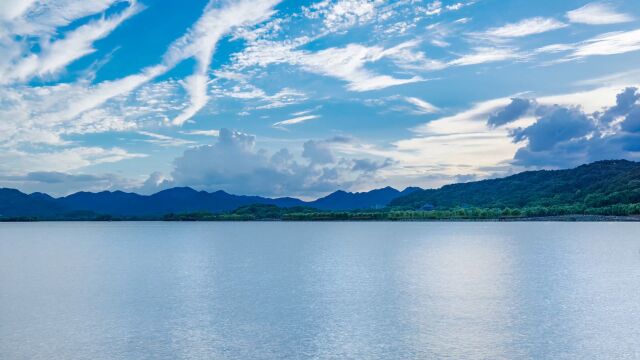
[273,114,320,128]
[0,0,37,21]
[0,73,186,151]
[303,0,383,32]
[482,17,567,38]
[322,0,381,30]
[570,29,640,58]
[449,47,521,66]
[138,131,194,147]
[412,97,510,135]
[537,85,639,114]
[168,0,282,125]
[405,97,440,114]
[534,43,574,54]
[0,0,284,161]
[216,84,308,110]
[575,69,640,87]
[382,40,447,71]
[3,1,142,84]
[260,42,426,91]
[0,147,146,173]
[230,38,428,91]
[305,43,423,91]
[1,0,124,35]
[181,129,220,137]
[566,2,634,25]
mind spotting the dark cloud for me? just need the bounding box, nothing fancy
[621,105,640,133]
[512,106,595,152]
[508,88,640,168]
[487,98,534,127]
[513,139,589,168]
[599,87,639,125]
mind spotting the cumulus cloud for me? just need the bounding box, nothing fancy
[393,86,640,184]
[491,87,640,167]
[151,128,391,197]
[599,87,640,124]
[303,140,335,164]
[512,106,595,152]
[621,106,640,133]
[566,2,634,25]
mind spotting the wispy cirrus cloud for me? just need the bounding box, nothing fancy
[571,28,640,58]
[0,0,284,151]
[137,131,194,147]
[0,146,146,174]
[273,114,320,128]
[448,47,521,66]
[2,1,143,84]
[480,17,567,38]
[299,43,425,91]
[169,0,282,125]
[405,97,440,114]
[230,40,426,92]
[181,129,220,137]
[566,2,634,25]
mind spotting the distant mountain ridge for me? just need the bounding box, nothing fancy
[390,160,640,210]
[0,185,419,218]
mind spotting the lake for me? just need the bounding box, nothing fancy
[1,222,639,359]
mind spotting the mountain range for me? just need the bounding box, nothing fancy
[1,160,639,219]
[0,185,419,219]
[391,160,640,210]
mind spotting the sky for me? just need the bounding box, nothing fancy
[1,0,640,199]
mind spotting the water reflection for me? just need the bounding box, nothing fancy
[1,222,639,359]
[397,224,519,358]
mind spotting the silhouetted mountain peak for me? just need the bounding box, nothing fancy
[310,187,405,210]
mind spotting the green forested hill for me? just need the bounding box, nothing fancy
[390,160,640,210]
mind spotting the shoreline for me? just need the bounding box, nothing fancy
[2,215,640,222]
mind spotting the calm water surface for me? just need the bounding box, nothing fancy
[1,222,639,359]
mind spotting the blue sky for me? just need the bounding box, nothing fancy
[1,0,640,198]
